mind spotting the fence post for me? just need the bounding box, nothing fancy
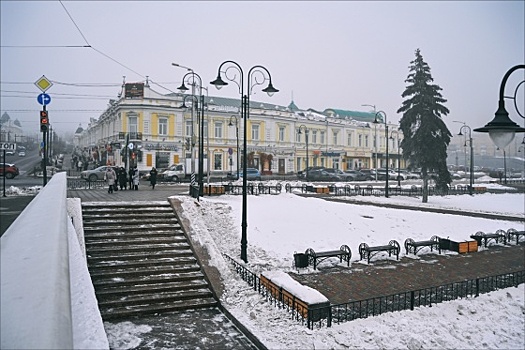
[476,278,479,297]
[410,291,415,310]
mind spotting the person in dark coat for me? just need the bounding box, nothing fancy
[118,167,127,190]
[149,167,158,190]
[128,167,134,190]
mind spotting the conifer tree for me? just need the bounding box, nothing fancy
[397,49,452,203]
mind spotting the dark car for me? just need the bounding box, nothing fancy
[344,170,373,181]
[297,166,325,179]
[1,162,20,179]
[234,168,262,181]
[323,168,352,180]
[306,169,342,181]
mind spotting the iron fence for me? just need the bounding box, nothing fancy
[222,253,524,330]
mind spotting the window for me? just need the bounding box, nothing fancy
[214,122,223,138]
[128,115,138,133]
[251,124,260,141]
[296,129,301,143]
[365,135,369,148]
[320,131,325,145]
[203,120,208,139]
[311,130,317,144]
[158,117,168,136]
[358,134,362,147]
[185,120,193,137]
[278,126,285,142]
[347,133,352,147]
[332,131,338,145]
[214,153,223,170]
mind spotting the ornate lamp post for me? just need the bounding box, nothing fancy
[210,60,278,263]
[458,124,474,195]
[474,64,525,147]
[374,111,389,197]
[297,125,309,179]
[173,63,206,199]
[229,115,240,179]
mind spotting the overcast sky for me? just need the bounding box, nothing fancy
[1,1,524,135]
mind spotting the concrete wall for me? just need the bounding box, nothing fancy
[0,173,108,349]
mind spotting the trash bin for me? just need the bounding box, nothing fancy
[294,253,308,268]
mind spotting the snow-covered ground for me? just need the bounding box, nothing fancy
[6,181,525,349]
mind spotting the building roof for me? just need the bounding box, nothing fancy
[323,108,377,122]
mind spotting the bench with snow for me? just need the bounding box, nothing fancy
[506,228,525,245]
[359,240,400,263]
[404,235,441,255]
[470,230,506,248]
[304,245,352,270]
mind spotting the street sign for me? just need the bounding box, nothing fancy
[128,143,134,150]
[35,75,53,92]
[228,147,233,155]
[0,143,16,151]
[37,93,51,106]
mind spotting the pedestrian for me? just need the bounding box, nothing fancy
[149,167,158,190]
[118,167,127,190]
[132,167,140,190]
[128,167,134,190]
[105,167,117,194]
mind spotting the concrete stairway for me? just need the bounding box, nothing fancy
[82,201,217,320]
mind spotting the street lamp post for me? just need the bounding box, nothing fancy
[174,64,206,199]
[362,104,378,180]
[374,111,389,197]
[298,125,309,179]
[229,115,240,179]
[474,64,525,147]
[211,60,278,263]
[390,130,401,187]
[458,124,474,195]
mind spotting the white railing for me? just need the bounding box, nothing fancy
[0,172,108,349]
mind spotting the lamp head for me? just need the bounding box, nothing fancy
[474,101,525,149]
[177,82,189,93]
[262,83,279,97]
[210,75,227,90]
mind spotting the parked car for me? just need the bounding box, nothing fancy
[1,162,20,179]
[18,150,26,157]
[4,149,15,156]
[306,169,343,181]
[375,168,399,180]
[344,170,373,181]
[297,166,325,179]
[80,165,119,182]
[238,168,262,181]
[322,168,350,180]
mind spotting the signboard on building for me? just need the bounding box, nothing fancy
[124,83,144,99]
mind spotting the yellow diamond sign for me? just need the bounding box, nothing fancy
[35,75,53,92]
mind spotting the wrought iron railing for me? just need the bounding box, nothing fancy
[223,253,524,330]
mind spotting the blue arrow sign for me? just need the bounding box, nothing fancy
[37,93,51,106]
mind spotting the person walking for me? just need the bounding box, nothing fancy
[118,167,127,190]
[149,167,158,190]
[105,167,117,194]
[128,167,134,190]
[132,167,140,190]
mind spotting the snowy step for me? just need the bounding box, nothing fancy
[92,271,206,288]
[86,242,191,254]
[89,264,201,279]
[83,217,179,226]
[84,223,182,232]
[98,289,214,308]
[99,299,218,320]
[88,256,197,270]
[87,249,194,263]
[85,235,187,247]
[84,230,184,240]
[94,280,210,297]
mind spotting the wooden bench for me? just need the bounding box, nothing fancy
[470,230,506,248]
[404,236,441,255]
[506,228,525,245]
[304,245,352,270]
[359,240,400,263]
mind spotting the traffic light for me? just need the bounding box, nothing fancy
[40,110,49,132]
